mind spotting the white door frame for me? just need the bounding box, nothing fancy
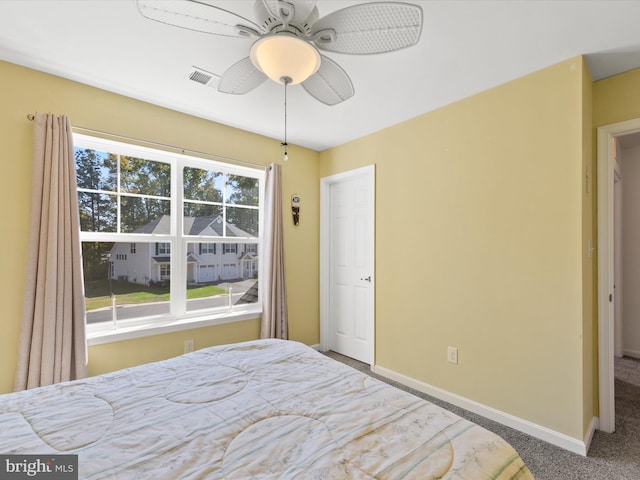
[320,165,375,361]
[597,118,640,433]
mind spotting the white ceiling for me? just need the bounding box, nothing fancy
[2,0,640,152]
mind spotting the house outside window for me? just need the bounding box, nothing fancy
[74,134,264,342]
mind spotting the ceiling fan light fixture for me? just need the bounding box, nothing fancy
[250,33,321,85]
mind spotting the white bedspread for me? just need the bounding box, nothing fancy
[0,339,534,479]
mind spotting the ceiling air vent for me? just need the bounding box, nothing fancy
[187,66,220,88]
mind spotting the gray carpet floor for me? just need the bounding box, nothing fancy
[324,352,640,480]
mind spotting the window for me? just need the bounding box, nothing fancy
[160,264,171,279]
[200,243,215,254]
[74,134,264,342]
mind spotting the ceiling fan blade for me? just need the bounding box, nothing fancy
[261,0,318,26]
[261,0,284,19]
[301,55,354,106]
[311,2,423,54]
[137,0,261,37]
[290,0,318,25]
[218,57,267,95]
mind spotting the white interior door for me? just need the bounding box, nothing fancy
[320,165,375,364]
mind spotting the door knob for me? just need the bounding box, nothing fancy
[361,276,371,282]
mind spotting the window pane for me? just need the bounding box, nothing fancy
[157,242,171,255]
[121,156,171,197]
[78,192,117,232]
[183,167,223,202]
[200,243,215,254]
[226,174,259,206]
[74,148,116,191]
[184,205,224,237]
[83,242,171,326]
[121,197,171,233]
[183,202,222,224]
[226,206,258,237]
[185,242,258,312]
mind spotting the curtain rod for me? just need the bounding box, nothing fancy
[26,113,269,170]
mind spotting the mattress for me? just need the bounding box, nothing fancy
[0,339,534,479]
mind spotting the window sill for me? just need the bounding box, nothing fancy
[87,308,262,346]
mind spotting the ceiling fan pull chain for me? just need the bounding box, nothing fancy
[281,76,291,161]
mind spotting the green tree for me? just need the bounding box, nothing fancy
[183,167,223,218]
[82,242,113,282]
[74,148,116,232]
[120,156,171,232]
[226,174,259,236]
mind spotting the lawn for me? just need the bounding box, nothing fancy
[85,280,227,311]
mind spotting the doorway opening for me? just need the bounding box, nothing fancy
[597,119,640,433]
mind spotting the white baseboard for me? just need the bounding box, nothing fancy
[584,416,598,454]
[372,364,592,456]
[623,349,640,359]
[309,343,321,351]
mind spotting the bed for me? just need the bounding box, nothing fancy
[0,339,534,479]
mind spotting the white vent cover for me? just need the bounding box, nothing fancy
[187,66,220,88]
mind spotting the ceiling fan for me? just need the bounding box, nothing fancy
[136,0,423,106]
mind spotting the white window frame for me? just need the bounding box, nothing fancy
[74,134,264,345]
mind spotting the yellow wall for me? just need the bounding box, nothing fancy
[593,67,640,128]
[581,60,595,435]
[320,57,592,440]
[0,60,320,392]
[88,319,260,377]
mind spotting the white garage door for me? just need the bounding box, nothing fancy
[199,265,215,282]
[222,263,237,280]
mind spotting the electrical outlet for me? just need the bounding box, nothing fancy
[447,346,458,364]
[184,339,195,353]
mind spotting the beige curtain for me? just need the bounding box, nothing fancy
[261,163,288,339]
[14,113,87,391]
